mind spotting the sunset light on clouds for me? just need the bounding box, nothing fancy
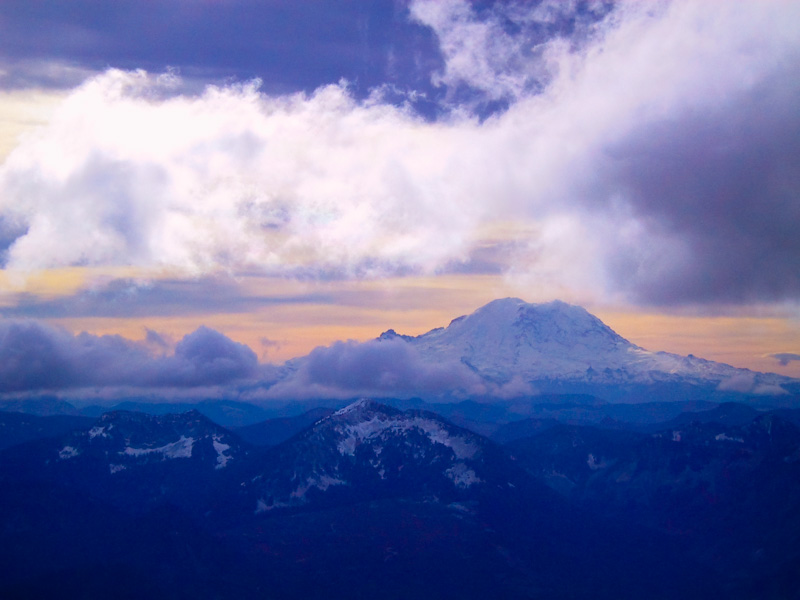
[1,0,799,400]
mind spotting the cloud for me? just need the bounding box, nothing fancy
[0,88,68,161]
[262,334,548,400]
[493,375,537,400]
[0,319,261,393]
[0,71,486,277]
[716,372,757,394]
[1,1,798,307]
[170,326,259,385]
[769,353,800,367]
[715,371,789,396]
[0,59,98,92]
[409,0,539,106]
[144,327,171,352]
[598,66,800,305]
[0,275,328,319]
[265,337,487,400]
[415,0,800,305]
[408,0,611,109]
[259,336,282,360]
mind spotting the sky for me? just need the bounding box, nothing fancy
[1,0,799,402]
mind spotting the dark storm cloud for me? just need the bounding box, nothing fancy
[0,319,260,393]
[270,337,485,399]
[0,0,442,98]
[0,277,329,319]
[600,65,800,306]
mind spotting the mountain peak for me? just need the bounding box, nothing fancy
[332,398,399,420]
[247,399,492,513]
[393,299,646,386]
[514,300,628,345]
[415,298,631,360]
[482,297,616,329]
[377,328,414,342]
[458,296,526,323]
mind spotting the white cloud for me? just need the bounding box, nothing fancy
[409,0,541,103]
[716,372,756,393]
[0,71,485,276]
[0,88,66,160]
[716,372,789,396]
[1,1,798,305]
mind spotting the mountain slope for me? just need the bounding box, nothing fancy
[507,413,800,597]
[0,409,249,513]
[230,398,716,599]
[239,399,515,513]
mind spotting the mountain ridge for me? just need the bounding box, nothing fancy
[2,397,796,598]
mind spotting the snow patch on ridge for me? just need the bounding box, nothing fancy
[212,435,233,469]
[334,398,373,416]
[715,433,744,443]
[336,415,391,455]
[122,436,195,459]
[59,445,79,460]
[446,463,481,488]
[291,474,347,499]
[334,413,478,459]
[411,418,478,459]
[88,426,109,440]
[255,498,291,514]
[587,453,607,470]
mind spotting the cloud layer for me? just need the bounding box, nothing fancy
[0,275,327,319]
[1,0,799,307]
[0,319,261,393]
[0,316,527,400]
[265,337,488,400]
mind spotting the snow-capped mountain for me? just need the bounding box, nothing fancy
[242,398,518,513]
[381,298,794,395]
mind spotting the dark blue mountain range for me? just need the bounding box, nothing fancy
[1,398,798,598]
